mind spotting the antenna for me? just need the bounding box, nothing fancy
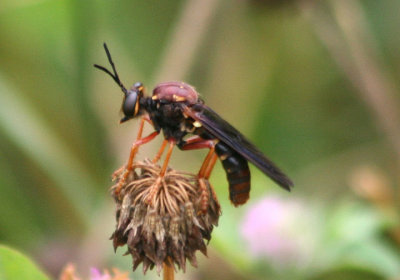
[94,43,128,96]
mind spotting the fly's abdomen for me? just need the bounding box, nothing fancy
[215,142,250,206]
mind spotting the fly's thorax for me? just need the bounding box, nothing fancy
[152,81,199,104]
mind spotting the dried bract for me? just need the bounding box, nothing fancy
[111,159,221,274]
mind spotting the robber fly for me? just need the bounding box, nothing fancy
[95,43,293,207]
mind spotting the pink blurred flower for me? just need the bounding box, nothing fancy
[58,264,130,280]
[240,196,319,267]
[89,268,130,280]
[90,268,111,280]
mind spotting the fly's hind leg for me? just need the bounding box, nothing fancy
[181,136,219,213]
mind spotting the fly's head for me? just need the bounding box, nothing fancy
[94,43,145,123]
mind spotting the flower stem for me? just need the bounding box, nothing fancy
[163,261,174,280]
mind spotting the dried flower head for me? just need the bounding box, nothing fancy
[111,159,221,274]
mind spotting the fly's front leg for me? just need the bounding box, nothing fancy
[114,125,159,196]
[113,116,153,178]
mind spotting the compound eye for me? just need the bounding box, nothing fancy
[122,92,138,117]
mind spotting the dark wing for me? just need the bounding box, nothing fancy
[184,104,293,191]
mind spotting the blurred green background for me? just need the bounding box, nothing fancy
[1,0,400,279]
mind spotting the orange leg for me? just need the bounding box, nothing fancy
[114,130,160,196]
[145,140,176,205]
[204,152,218,179]
[130,115,154,164]
[136,117,146,140]
[113,116,153,178]
[197,178,209,213]
[126,131,159,170]
[160,140,176,176]
[180,137,218,178]
[181,137,219,213]
[181,135,207,146]
[203,152,219,209]
[198,150,219,213]
[152,139,168,163]
[198,146,216,177]
[198,152,219,214]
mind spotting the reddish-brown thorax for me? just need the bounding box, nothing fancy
[152,81,198,104]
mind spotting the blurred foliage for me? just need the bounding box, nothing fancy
[0,246,49,280]
[1,0,400,279]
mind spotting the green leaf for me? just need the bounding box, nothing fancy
[322,203,400,278]
[0,245,50,280]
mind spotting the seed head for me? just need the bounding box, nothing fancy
[111,159,221,274]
